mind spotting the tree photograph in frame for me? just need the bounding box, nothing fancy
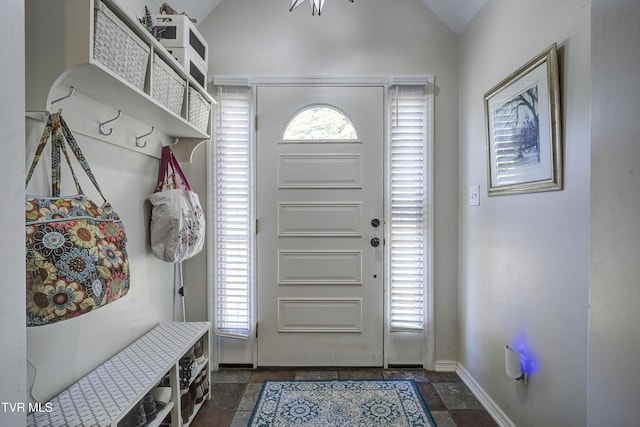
[484,43,562,196]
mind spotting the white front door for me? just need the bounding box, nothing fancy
[256,86,384,366]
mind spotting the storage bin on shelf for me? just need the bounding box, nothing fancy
[151,14,208,64]
[93,1,150,91]
[152,14,208,90]
[152,54,186,115]
[188,87,210,134]
[166,47,207,89]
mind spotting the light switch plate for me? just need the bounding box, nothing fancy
[469,185,480,206]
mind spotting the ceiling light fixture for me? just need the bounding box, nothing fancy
[289,0,354,16]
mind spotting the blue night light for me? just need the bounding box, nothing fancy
[510,330,539,378]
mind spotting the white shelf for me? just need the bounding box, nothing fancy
[184,399,207,427]
[178,357,210,426]
[60,62,208,140]
[148,401,174,427]
[190,357,209,388]
[25,0,215,162]
[26,321,211,427]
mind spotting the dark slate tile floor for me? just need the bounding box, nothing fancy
[190,367,498,427]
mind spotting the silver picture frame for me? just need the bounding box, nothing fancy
[484,43,563,196]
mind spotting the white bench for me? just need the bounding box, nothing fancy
[27,321,211,427]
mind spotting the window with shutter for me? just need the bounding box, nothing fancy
[389,85,429,332]
[213,86,252,339]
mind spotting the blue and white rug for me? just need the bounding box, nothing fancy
[249,379,437,426]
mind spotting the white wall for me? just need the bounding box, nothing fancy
[458,0,590,425]
[181,143,209,323]
[193,0,460,364]
[588,0,640,425]
[24,117,175,401]
[22,0,177,403]
[0,1,26,425]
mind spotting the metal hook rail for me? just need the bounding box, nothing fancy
[99,110,122,136]
[50,86,75,113]
[135,126,155,148]
[29,86,76,116]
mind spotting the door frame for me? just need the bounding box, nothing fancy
[209,75,435,370]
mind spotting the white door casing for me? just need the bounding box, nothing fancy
[256,86,384,366]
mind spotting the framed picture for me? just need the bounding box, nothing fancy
[484,43,562,196]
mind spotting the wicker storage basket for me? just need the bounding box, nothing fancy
[152,54,186,115]
[93,2,150,91]
[188,87,210,134]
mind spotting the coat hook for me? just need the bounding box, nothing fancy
[99,110,122,136]
[135,126,155,148]
[50,86,75,114]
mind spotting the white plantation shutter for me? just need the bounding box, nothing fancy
[389,85,429,332]
[214,86,252,338]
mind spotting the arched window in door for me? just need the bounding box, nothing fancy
[282,105,359,141]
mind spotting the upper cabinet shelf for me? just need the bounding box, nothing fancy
[25,0,215,160]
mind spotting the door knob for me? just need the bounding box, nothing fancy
[370,237,381,247]
[371,218,380,228]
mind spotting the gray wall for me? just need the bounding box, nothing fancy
[21,0,176,404]
[588,0,640,425]
[191,0,461,364]
[11,0,639,424]
[458,0,590,425]
[1,1,26,425]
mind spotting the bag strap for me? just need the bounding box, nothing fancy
[155,145,191,192]
[155,145,171,192]
[51,119,84,196]
[25,113,106,202]
[26,113,82,195]
[25,114,53,188]
[167,147,191,192]
[58,114,107,202]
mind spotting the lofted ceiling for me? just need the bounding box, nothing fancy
[167,0,487,35]
[420,0,487,34]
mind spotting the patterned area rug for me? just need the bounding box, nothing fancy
[249,379,437,426]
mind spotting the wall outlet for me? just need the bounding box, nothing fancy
[469,185,480,206]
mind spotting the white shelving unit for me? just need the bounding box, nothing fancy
[25,0,215,162]
[181,357,210,427]
[27,321,211,427]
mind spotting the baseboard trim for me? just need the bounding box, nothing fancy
[455,363,516,427]
[434,360,458,372]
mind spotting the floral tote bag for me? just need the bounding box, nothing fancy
[25,113,130,326]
